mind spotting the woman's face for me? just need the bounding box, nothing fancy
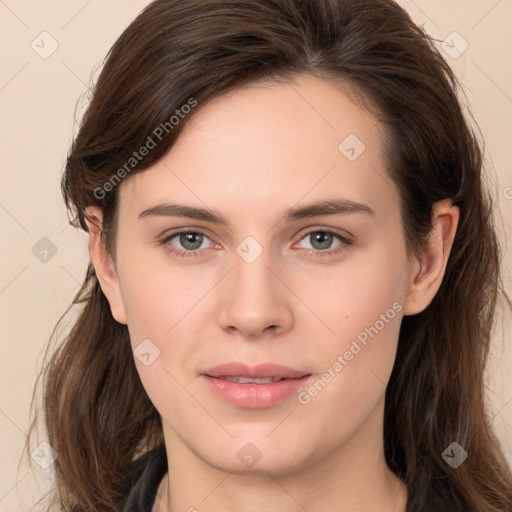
[108,74,418,475]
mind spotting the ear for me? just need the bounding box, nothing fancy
[84,206,127,325]
[403,199,460,316]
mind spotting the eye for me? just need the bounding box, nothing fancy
[295,229,352,257]
[159,229,216,258]
[159,227,352,259]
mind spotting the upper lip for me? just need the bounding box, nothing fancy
[202,362,310,379]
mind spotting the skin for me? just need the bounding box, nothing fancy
[86,73,459,512]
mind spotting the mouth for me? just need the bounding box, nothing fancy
[206,375,311,384]
[201,362,310,382]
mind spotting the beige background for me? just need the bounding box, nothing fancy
[0,0,511,509]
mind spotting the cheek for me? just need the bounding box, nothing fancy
[117,260,202,414]
[299,236,408,346]
[116,251,215,399]
[311,271,403,393]
[117,247,204,342]
[294,241,407,424]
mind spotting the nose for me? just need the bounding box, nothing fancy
[218,248,294,339]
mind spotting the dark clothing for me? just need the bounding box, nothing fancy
[120,443,168,511]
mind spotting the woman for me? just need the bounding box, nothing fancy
[27,0,512,510]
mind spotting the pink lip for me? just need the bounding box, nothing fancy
[202,362,309,379]
[201,375,314,408]
[201,362,313,409]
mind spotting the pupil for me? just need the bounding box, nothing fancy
[180,232,203,250]
[311,232,332,250]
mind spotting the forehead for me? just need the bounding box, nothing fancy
[118,74,398,224]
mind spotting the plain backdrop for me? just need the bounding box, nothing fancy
[1,0,511,509]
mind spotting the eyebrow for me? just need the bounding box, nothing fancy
[138,198,375,225]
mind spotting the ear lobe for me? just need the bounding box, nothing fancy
[84,206,127,325]
[403,199,460,316]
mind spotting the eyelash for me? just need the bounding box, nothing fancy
[158,228,352,259]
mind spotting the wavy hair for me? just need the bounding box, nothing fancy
[26,0,512,510]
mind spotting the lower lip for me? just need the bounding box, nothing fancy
[201,374,313,409]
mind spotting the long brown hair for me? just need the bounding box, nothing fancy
[25,0,512,510]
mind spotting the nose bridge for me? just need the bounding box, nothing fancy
[234,244,275,297]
